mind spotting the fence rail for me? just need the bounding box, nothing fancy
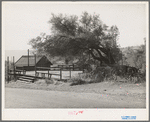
[6,55,84,82]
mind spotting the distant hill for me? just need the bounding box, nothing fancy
[120,45,142,52]
[120,45,145,67]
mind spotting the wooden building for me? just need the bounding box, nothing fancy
[15,55,52,71]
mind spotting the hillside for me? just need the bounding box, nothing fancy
[120,45,146,68]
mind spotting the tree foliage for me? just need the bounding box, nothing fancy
[29,12,122,66]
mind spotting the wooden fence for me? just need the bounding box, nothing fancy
[6,56,83,82]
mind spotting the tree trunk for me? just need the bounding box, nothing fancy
[89,47,116,66]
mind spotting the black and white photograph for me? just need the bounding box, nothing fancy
[2,1,149,120]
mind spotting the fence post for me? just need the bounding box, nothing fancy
[48,70,50,79]
[13,56,15,74]
[60,68,62,80]
[13,56,16,81]
[7,57,9,82]
[73,64,74,71]
[70,67,71,79]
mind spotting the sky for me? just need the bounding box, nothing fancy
[3,2,148,52]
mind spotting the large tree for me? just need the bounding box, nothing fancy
[29,12,122,66]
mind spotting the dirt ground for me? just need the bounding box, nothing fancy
[5,80,146,108]
[5,86,146,108]
[5,71,146,108]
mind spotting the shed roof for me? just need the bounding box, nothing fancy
[15,55,52,67]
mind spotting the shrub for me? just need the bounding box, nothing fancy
[70,78,86,86]
[45,78,54,85]
[69,70,106,86]
[45,78,63,85]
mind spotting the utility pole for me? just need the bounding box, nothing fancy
[28,49,29,67]
[13,56,15,73]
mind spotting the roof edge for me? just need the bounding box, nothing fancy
[15,55,23,64]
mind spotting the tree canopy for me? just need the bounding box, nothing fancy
[29,12,122,66]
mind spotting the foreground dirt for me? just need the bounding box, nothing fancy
[5,79,146,108]
[5,87,146,108]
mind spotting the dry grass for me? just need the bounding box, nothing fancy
[5,78,146,98]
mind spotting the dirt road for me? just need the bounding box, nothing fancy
[5,88,145,108]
